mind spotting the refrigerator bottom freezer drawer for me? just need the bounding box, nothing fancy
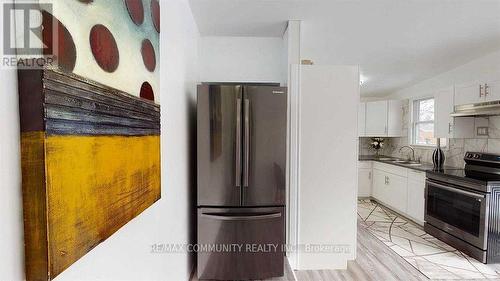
[197,206,285,280]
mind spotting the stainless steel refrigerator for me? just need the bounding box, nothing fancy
[197,83,287,280]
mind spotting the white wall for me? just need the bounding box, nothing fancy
[0,0,200,280]
[199,36,285,84]
[389,49,500,99]
[0,1,24,280]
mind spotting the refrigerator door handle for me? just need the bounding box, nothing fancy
[200,212,281,221]
[235,97,242,187]
[243,98,250,187]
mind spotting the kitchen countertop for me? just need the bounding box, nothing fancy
[359,155,452,173]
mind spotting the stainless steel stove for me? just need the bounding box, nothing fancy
[425,152,500,264]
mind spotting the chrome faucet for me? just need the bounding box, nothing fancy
[399,146,416,161]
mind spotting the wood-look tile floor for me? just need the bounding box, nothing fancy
[294,221,429,281]
[358,200,500,280]
[192,223,500,281]
[193,203,500,281]
[192,221,426,281]
[295,200,500,281]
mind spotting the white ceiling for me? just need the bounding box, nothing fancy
[189,0,500,96]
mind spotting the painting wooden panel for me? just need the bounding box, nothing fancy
[18,1,160,280]
[19,68,161,281]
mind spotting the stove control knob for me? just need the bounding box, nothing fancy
[474,154,480,159]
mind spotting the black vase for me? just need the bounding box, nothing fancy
[433,139,445,169]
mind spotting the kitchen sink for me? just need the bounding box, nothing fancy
[382,159,422,166]
[402,162,422,166]
[396,161,422,166]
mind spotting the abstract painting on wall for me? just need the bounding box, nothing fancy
[17,1,160,280]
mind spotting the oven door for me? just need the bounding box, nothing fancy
[425,179,489,250]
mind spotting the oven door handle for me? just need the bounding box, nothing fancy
[427,180,485,200]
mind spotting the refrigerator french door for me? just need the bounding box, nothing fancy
[197,84,287,280]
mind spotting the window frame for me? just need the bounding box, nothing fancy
[411,97,442,148]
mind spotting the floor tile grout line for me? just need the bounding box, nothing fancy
[458,251,490,279]
[363,203,378,222]
[357,200,498,280]
[428,261,495,276]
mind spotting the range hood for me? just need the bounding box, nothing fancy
[451,100,500,117]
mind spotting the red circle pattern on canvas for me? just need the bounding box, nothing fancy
[141,39,156,72]
[42,11,77,72]
[89,24,120,73]
[151,0,160,33]
[125,0,144,25]
[140,82,155,101]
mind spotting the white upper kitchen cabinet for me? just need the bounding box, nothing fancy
[455,79,500,105]
[435,86,475,138]
[365,101,388,136]
[387,100,403,137]
[434,87,454,138]
[358,102,366,137]
[455,80,483,106]
[485,79,500,102]
[364,100,403,137]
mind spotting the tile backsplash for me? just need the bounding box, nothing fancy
[359,101,500,168]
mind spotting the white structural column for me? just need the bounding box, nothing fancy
[284,20,301,269]
[289,64,359,270]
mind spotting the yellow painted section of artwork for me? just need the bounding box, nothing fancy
[20,131,49,281]
[44,135,161,276]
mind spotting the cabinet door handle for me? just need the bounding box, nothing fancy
[479,84,484,97]
[368,171,372,180]
[485,83,489,96]
[448,123,452,134]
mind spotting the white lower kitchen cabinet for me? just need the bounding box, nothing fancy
[372,163,408,214]
[406,170,426,225]
[385,172,408,214]
[372,169,387,203]
[364,161,426,225]
[358,161,372,197]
